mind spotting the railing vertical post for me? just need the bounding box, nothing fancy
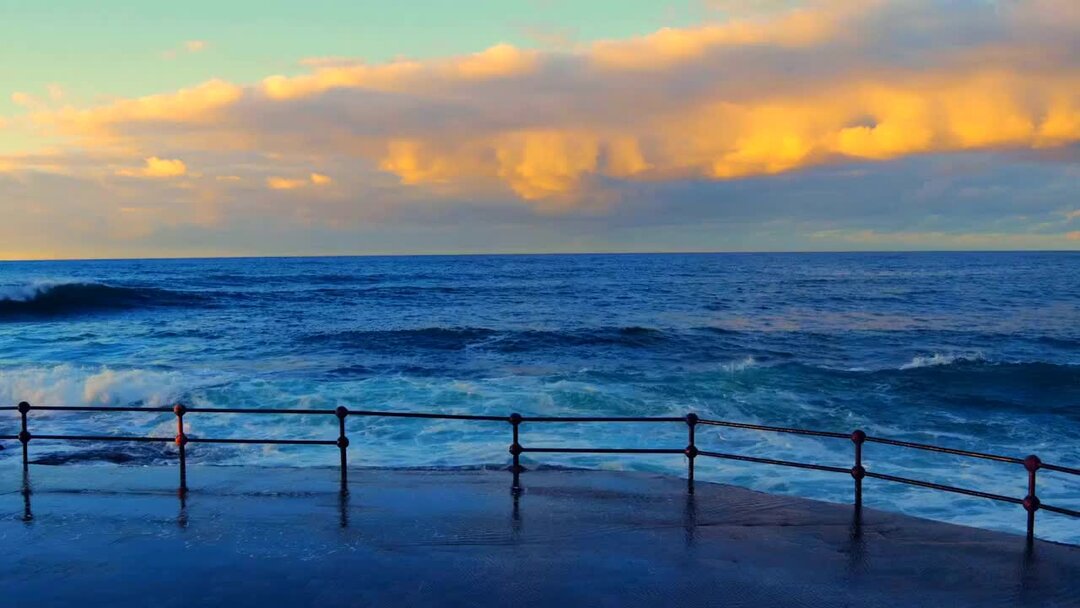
[336,406,350,488]
[1023,455,1041,541]
[509,413,523,490]
[174,404,188,493]
[851,429,866,513]
[17,401,31,472]
[685,413,698,494]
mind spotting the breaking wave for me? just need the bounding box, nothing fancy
[900,352,985,370]
[0,282,203,317]
[0,364,223,408]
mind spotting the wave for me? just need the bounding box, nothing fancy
[0,282,204,317]
[1036,336,1080,349]
[489,326,672,351]
[0,364,219,409]
[30,445,174,466]
[899,352,985,370]
[302,327,498,351]
[720,355,759,373]
[301,326,692,353]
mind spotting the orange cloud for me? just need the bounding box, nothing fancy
[589,6,837,70]
[38,79,242,141]
[162,40,210,60]
[10,0,1080,209]
[368,70,1079,200]
[267,176,308,190]
[260,43,537,101]
[117,157,188,178]
[266,173,333,190]
[11,92,36,107]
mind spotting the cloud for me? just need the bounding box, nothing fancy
[705,0,804,17]
[259,43,539,102]
[813,228,1080,250]
[0,0,1078,257]
[11,92,39,108]
[116,157,187,178]
[36,79,242,143]
[267,173,334,190]
[5,85,64,115]
[589,5,837,70]
[21,0,1076,210]
[162,40,210,60]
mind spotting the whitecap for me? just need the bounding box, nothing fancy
[720,356,757,373]
[899,352,984,370]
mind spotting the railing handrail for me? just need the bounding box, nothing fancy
[3,402,1077,541]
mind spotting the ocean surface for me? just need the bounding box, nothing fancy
[0,252,1077,542]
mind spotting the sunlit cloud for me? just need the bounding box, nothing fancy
[266,173,332,190]
[116,157,188,178]
[22,0,1077,208]
[267,176,308,190]
[1,0,1078,257]
[162,39,210,60]
[11,92,36,107]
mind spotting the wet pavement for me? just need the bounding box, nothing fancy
[1,464,1077,607]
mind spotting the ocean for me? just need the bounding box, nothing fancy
[0,252,1077,542]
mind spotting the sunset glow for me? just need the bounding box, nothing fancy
[1,0,1077,258]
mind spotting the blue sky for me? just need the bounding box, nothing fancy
[0,0,1077,258]
[0,0,708,111]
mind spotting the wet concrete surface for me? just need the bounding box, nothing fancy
[1,464,1077,607]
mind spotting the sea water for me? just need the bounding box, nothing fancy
[0,252,1077,541]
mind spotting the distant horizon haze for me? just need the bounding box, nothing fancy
[5,248,1080,264]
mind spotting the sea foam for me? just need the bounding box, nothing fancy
[900,352,985,370]
[0,364,214,408]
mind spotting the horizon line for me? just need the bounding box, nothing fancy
[2,248,1078,263]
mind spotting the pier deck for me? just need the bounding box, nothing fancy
[2,465,1077,607]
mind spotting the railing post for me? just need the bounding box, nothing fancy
[851,429,866,513]
[685,413,698,494]
[509,413,523,490]
[174,404,188,493]
[18,401,31,471]
[1023,454,1041,541]
[336,406,350,488]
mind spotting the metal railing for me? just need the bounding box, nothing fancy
[2,402,1077,540]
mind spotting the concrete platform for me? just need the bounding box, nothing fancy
[1,464,1077,607]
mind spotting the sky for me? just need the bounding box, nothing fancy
[0,0,1077,259]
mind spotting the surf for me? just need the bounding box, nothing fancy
[0,282,203,317]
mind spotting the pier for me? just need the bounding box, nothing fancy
[3,402,1077,540]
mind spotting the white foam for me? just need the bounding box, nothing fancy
[0,364,218,408]
[900,352,984,370]
[720,356,757,373]
[0,281,61,302]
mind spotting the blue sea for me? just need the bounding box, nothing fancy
[0,252,1077,542]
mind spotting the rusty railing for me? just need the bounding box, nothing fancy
[2,401,1077,540]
